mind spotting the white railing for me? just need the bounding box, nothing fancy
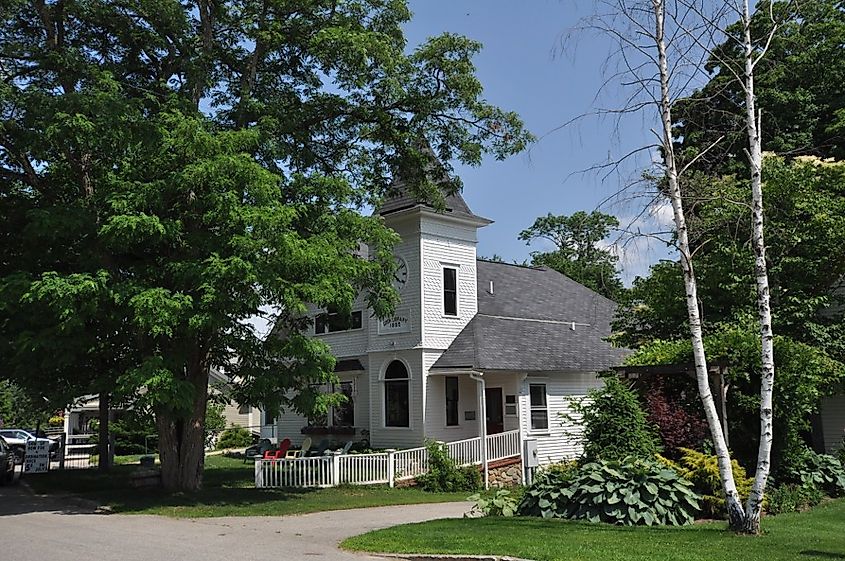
[393,446,428,481]
[338,453,390,485]
[445,436,484,467]
[255,430,521,489]
[487,429,521,462]
[255,456,334,488]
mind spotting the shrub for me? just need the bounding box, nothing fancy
[766,483,824,515]
[216,426,254,449]
[658,448,754,519]
[416,441,482,493]
[643,379,709,458]
[518,463,579,517]
[467,489,519,517]
[106,409,158,455]
[565,377,661,462]
[205,403,227,449]
[521,458,700,526]
[111,420,155,455]
[784,449,845,497]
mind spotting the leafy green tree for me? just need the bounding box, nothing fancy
[615,157,845,360]
[626,327,845,475]
[0,380,49,429]
[204,402,227,450]
[673,0,845,175]
[519,210,623,299]
[0,1,529,490]
[612,260,687,347]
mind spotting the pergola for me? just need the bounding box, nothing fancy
[612,362,731,448]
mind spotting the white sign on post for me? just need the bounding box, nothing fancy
[24,439,50,474]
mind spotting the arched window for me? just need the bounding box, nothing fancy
[384,360,410,427]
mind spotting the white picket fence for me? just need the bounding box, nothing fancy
[255,429,521,489]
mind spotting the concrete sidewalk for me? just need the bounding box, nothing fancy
[0,483,470,561]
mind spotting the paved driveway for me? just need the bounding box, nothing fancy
[0,482,470,561]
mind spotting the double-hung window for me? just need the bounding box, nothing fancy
[443,267,458,316]
[445,377,459,426]
[315,308,363,334]
[529,384,549,431]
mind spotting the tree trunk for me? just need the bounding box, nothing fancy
[741,0,776,534]
[156,363,209,492]
[98,392,111,472]
[651,0,746,530]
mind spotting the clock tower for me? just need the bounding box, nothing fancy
[372,186,492,353]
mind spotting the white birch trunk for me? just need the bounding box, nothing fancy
[652,0,746,528]
[741,0,776,534]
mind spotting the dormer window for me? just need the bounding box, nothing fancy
[315,308,363,334]
[443,266,458,316]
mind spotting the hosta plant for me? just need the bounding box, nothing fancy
[467,489,519,517]
[787,451,845,497]
[517,462,579,518]
[520,458,701,526]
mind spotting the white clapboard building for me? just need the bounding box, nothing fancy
[273,184,627,466]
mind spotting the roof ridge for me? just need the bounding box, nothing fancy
[476,258,542,270]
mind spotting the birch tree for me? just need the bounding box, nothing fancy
[650,0,745,528]
[739,0,777,534]
[579,0,781,532]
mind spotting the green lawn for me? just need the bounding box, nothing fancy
[342,499,845,561]
[25,455,466,518]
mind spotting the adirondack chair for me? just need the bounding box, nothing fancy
[275,438,291,459]
[286,436,312,458]
[336,440,354,455]
[310,439,331,457]
[263,438,291,462]
[244,438,272,463]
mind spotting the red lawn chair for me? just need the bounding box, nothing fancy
[263,438,292,462]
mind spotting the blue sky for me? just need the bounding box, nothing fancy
[403,0,674,281]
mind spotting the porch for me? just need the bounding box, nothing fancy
[254,429,521,489]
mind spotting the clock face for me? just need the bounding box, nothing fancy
[392,256,409,291]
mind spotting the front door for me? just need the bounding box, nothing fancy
[485,387,504,434]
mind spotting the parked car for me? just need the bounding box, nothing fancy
[0,436,16,485]
[0,429,60,463]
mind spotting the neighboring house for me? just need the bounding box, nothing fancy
[819,394,845,453]
[64,376,278,444]
[274,186,627,465]
[209,369,277,442]
[63,395,117,436]
[816,282,845,453]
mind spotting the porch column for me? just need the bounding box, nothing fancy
[470,372,488,490]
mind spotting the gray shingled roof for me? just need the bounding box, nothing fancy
[377,183,488,222]
[335,358,365,372]
[431,260,629,372]
[376,149,488,222]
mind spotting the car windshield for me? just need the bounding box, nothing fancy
[0,430,33,439]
